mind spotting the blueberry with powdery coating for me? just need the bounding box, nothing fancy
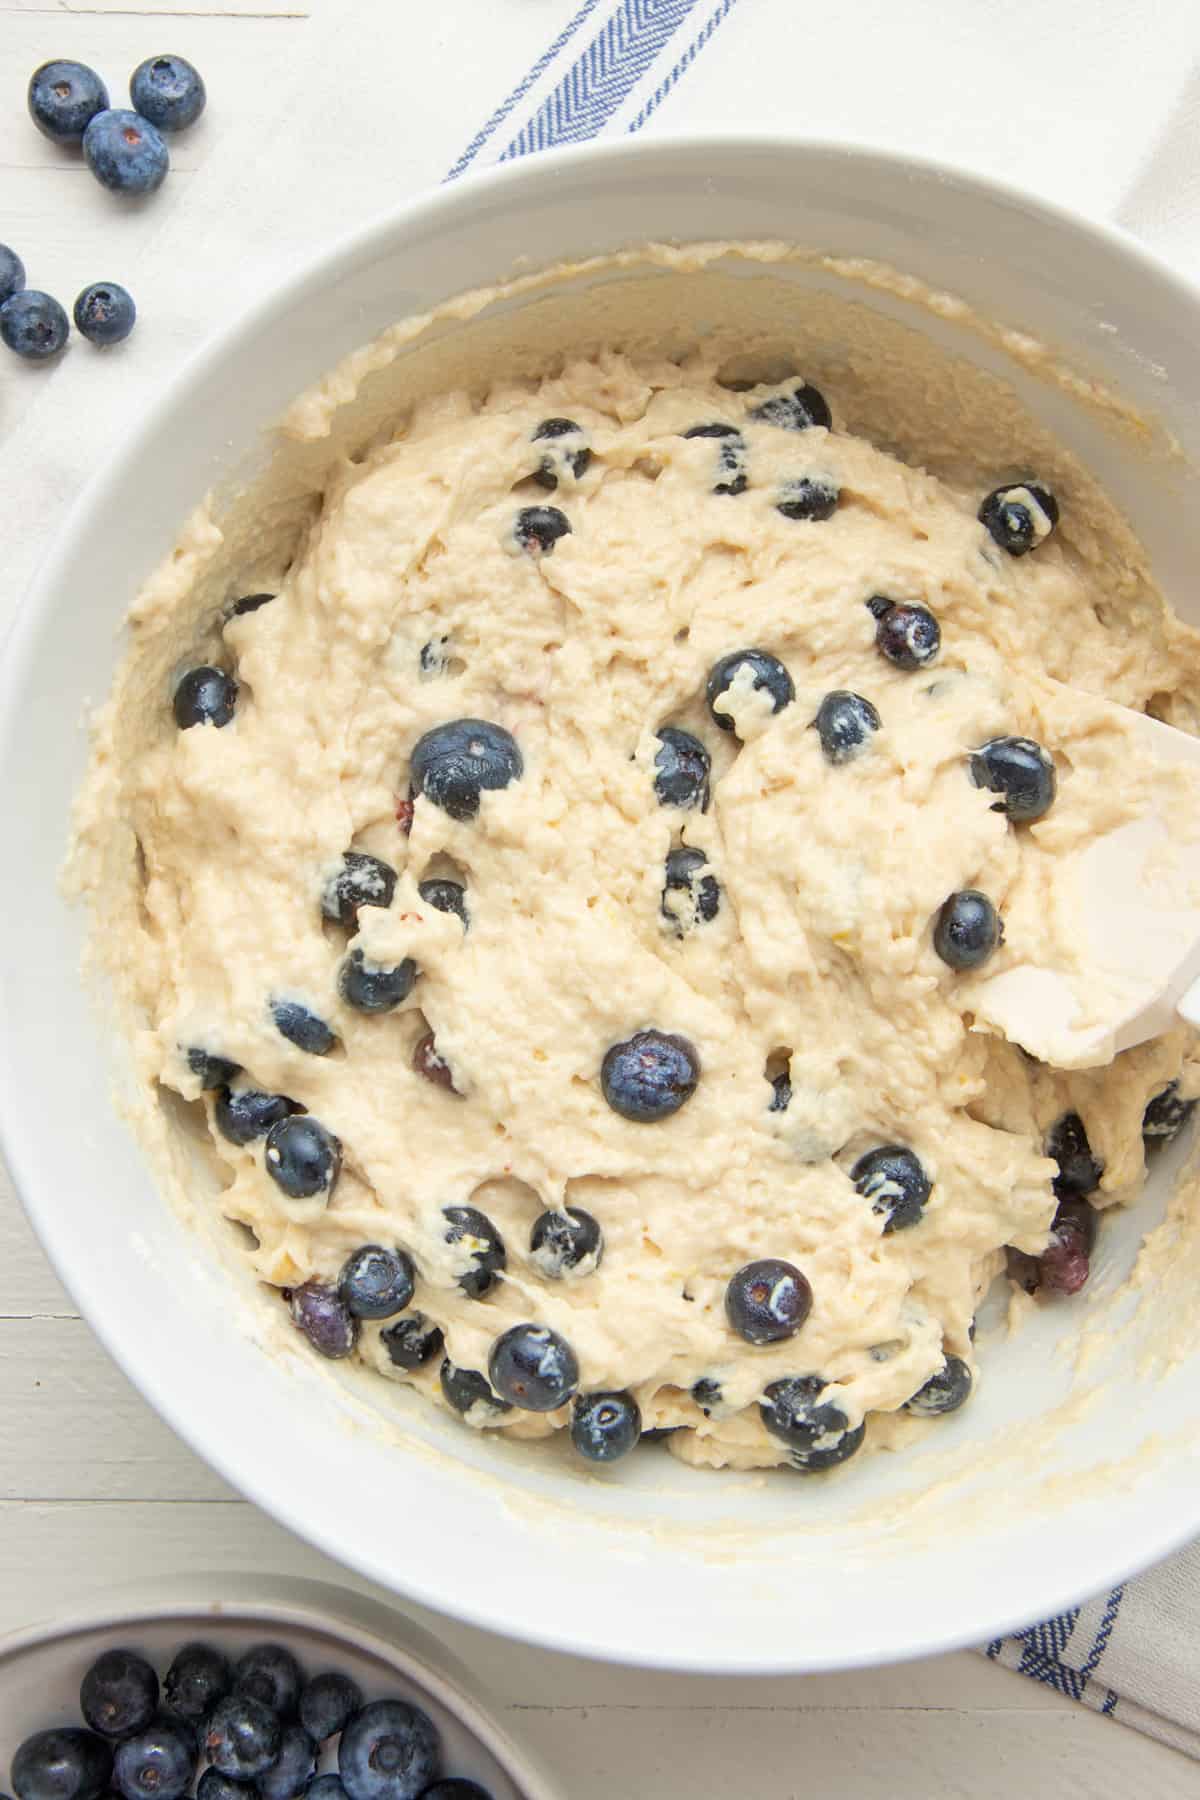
[776,477,839,521]
[300,1670,364,1743]
[418,877,468,927]
[601,1029,700,1122]
[410,720,522,822]
[287,1282,358,1359]
[11,1729,112,1800]
[339,949,417,1014]
[571,1391,642,1464]
[130,55,206,132]
[233,1642,303,1717]
[256,1724,316,1800]
[867,596,941,671]
[653,726,710,811]
[111,1717,195,1800]
[28,60,109,144]
[338,1244,415,1320]
[163,1642,230,1721]
[323,851,397,929]
[442,1205,506,1297]
[80,1647,158,1738]
[0,243,25,307]
[489,1323,579,1411]
[203,1696,280,1781]
[933,890,1003,971]
[339,1700,441,1800]
[970,735,1056,824]
[812,691,881,765]
[529,1206,603,1279]
[272,997,337,1054]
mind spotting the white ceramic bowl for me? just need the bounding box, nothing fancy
[4,138,1200,1675]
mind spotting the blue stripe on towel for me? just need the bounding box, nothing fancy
[445,0,607,180]
[627,0,743,133]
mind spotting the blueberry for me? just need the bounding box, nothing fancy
[418,1786,492,1800]
[1143,1080,1197,1145]
[532,417,591,489]
[381,1312,444,1371]
[439,1358,512,1421]
[970,735,1056,823]
[705,649,794,732]
[11,1731,112,1800]
[442,1205,506,1297]
[272,998,337,1054]
[287,1282,358,1359]
[933,889,1002,970]
[768,1071,791,1112]
[83,110,169,196]
[234,1642,303,1717]
[163,1641,230,1721]
[256,1725,315,1800]
[339,1244,415,1320]
[0,291,69,361]
[204,1696,281,1780]
[1046,1111,1103,1199]
[904,1355,973,1417]
[749,382,831,431]
[196,1771,249,1800]
[173,665,237,729]
[571,1390,641,1463]
[81,1648,159,1739]
[419,637,452,678]
[410,720,523,821]
[308,1782,351,1800]
[111,1718,195,1800]
[265,1114,341,1199]
[489,1323,579,1411]
[868,597,941,670]
[74,282,136,347]
[759,1375,865,1472]
[653,726,710,811]
[691,1377,724,1417]
[776,477,838,521]
[322,852,397,929]
[529,1206,603,1279]
[229,592,275,617]
[513,505,570,555]
[417,878,469,926]
[661,847,720,935]
[296,1670,363,1744]
[681,423,747,496]
[215,1086,300,1146]
[130,56,206,132]
[28,60,109,145]
[725,1259,812,1345]
[979,481,1058,556]
[0,243,26,307]
[1008,1192,1098,1297]
[812,690,881,765]
[851,1145,931,1233]
[600,1029,700,1122]
[187,1047,242,1090]
[339,1701,440,1800]
[340,949,416,1015]
[412,1030,460,1093]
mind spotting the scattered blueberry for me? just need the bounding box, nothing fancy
[0,243,26,307]
[725,1259,812,1345]
[933,890,1002,970]
[706,648,794,732]
[74,282,136,347]
[80,1647,159,1739]
[529,1206,603,1279]
[661,846,720,935]
[339,949,417,1014]
[233,1642,303,1718]
[1008,1193,1098,1297]
[339,1244,415,1320]
[1143,1080,1197,1146]
[776,477,838,521]
[215,1086,300,1146]
[28,60,109,145]
[0,290,69,361]
[339,1700,440,1800]
[111,1716,195,1800]
[868,597,941,670]
[419,637,452,678]
[653,726,710,811]
[130,56,206,133]
[196,1770,249,1800]
[299,1670,364,1743]
[418,1785,492,1800]
[970,735,1056,823]
[532,417,591,489]
[979,481,1059,555]
[691,1377,724,1417]
[681,423,747,496]
[163,1641,230,1721]
[439,1358,512,1421]
[272,998,337,1054]
[812,690,881,765]
[322,852,397,928]
[600,1028,700,1122]
[265,1113,341,1199]
[82,109,169,196]
[11,1729,113,1800]
[1046,1112,1103,1199]
[287,1282,358,1359]
[203,1695,281,1780]
[759,1375,865,1472]
[851,1145,931,1233]
[904,1355,973,1417]
[228,591,275,616]
[256,1724,316,1800]
[410,720,523,821]
[571,1391,641,1463]
[768,1070,791,1112]
[418,878,469,926]
[412,1030,460,1093]
[186,1047,242,1092]
[513,506,570,555]
[489,1323,579,1411]
[173,665,237,729]
[442,1205,506,1297]
[381,1312,444,1371]
[749,382,831,431]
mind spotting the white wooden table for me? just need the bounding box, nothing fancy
[2,2,1199,1791]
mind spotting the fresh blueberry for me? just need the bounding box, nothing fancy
[215,1086,300,1146]
[768,1070,791,1112]
[308,1781,351,1800]
[776,477,839,521]
[163,1641,231,1721]
[601,1029,700,1122]
[228,591,275,617]
[187,1047,242,1090]
[904,1355,973,1416]
[812,691,881,765]
[868,597,941,670]
[661,847,720,935]
[851,1145,931,1233]
[339,1244,415,1320]
[760,1375,865,1472]
[979,481,1059,555]
[749,382,831,431]
[265,1114,341,1199]
[80,1647,159,1739]
[272,998,337,1054]
[130,56,206,132]
[0,290,69,361]
[442,1205,506,1297]
[691,1377,724,1417]
[418,878,469,926]
[410,719,523,821]
[970,735,1056,823]
[0,243,26,307]
[339,1700,440,1800]
[412,1030,460,1093]
[418,1785,492,1800]
[1143,1080,1197,1145]
[529,1206,603,1279]
[532,417,591,489]
[234,1642,303,1718]
[322,852,397,929]
[725,1259,812,1345]
[299,1670,364,1743]
[196,1770,249,1800]
[287,1282,358,1359]
[1008,1193,1098,1297]
[681,422,747,496]
[28,60,109,145]
[11,1730,112,1800]
[83,110,169,195]
[571,1390,641,1463]
[381,1312,444,1371]
[1046,1112,1103,1199]
[74,282,136,347]
[489,1323,579,1411]
[705,648,795,732]
[256,1725,315,1800]
[513,505,570,555]
[173,665,237,729]
[653,726,710,811]
[439,1358,512,1421]
[203,1696,281,1780]
[111,1717,195,1800]
[339,949,417,1014]
[933,889,1002,970]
